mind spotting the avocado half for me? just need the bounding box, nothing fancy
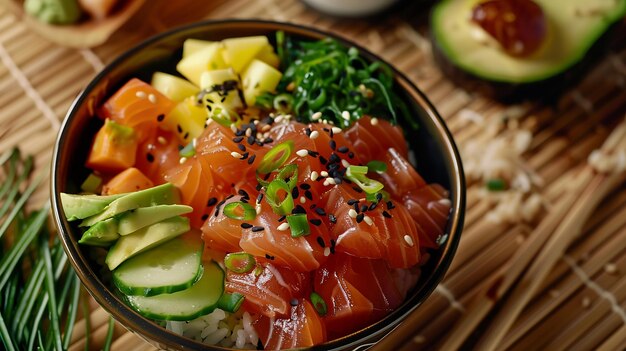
[430,0,626,101]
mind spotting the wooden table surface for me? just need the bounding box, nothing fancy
[1,0,625,350]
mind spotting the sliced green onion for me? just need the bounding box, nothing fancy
[486,178,507,191]
[366,160,387,174]
[217,292,245,313]
[345,166,385,194]
[265,180,294,215]
[273,94,294,113]
[366,190,390,203]
[179,142,196,158]
[287,214,310,238]
[224,253,256,274]
[310,292,327,316]
[257,141,294,175]
[80,173,102,194]
[276,164,298,190]
[223,202,256,221]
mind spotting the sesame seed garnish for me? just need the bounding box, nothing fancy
[360,204,368,213]
[356,213,364,223]
[604,263,618,274]
[310,219,322,226]
[247,154,256,165]
[309,130,320,139]
[323,247,331,256]
[205,118,213,126]
[296,149,308,157]
[261,124,271,132]
[319,156,328,165]
[157,136,167,145]
[307,150,319,157]
[277,222,290,231]
[179,157,187,164]
[404,235,414,247]
[369,202,377,211]
[304,190,313,200]
[201,214,209,221]
[370,117,379,125]
[348,209,358,218]
[330,239,336,253]
[382,211,392,218]
[265,254,275,260]
[231,151,243,159]
[331,127,342,134]
[207,197,218,206]
[329,214,337,223]
[341,159,350,168]
[300,196,306,204]
[337,146,349,153]
[146,153,154,163]
[251,226,265,232]
[348,152,355,159]
[292,205,306,214]
[364,216,374,226]
[238,144,246,152]
[315,207,326,216]
[277,215,286,222]
[312,112,322,120]
[342,111,350,121]
[311,171,319,181]
[148,94,157,103]
[320,171,329,177]
[177,125,183,133]
[347,199,358,206]
[245,128,252,137]
[241,223,253,229]
[292,187,299,199]
[329,140,336,150]
[230,124,237,133]
[232,136,244,143]
[274,115,284,123]
[316,236,326,248]
[156,114,165,122]
[300,183,311,190]
[238,189,250,199]
[386,201,395,210]
[135,91,147,99]
[192,138,197,148]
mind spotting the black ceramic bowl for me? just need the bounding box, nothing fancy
[51,19,465,350]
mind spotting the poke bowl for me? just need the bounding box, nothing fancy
[51,19,465,350]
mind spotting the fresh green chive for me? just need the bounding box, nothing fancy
[224,253,256,274]
[257,141,294,174]
[276,164,298,190]
[287,214,310,238]
[366,160,387,174]
[345,167,384,194]
[179,142,196,158]
[310,292,328,316]
[273,94,294,113]
[223,202,257,221]
[103,317,115,351]
[217,292,245,313]
[265,180,295,215]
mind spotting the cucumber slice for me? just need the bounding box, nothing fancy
[78,217,119,247]
[117,204,193,235]
[113,233,203,296]
[125,261,224,321]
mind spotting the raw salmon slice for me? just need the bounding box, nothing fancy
[201,195,248,253]
[376,147,426,199]
[134,128,180,185]
[403,184,451,249]
[344,115,408,162]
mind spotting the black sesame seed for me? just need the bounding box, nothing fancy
[241,223,253,229]
[328,153,340,164]
[247,154,256,165]
[157,114,165,122]
[310,204,317,209]
[277,215,286,222]
[348,152,355,159]
[329,214,337,224]
[304,190,313,201]
[292,205,306,214]
[369,202,377,211]
[201,214,209,221]
[146,153,154,163]
[207,197,218,207]
[307,150,319,157]
[382,211,392,218]
[256,183,263,191]
[337,146,349,153]
[319,156,327,165]
[265,254,275,260]
[347,199,358,205]
[361,204,368,213]
[310,219,322,226]
[247,136,255,145]
[387,201,395,209]
[290,298,298,306]
[353,203,360,212]
[314,207,326,216]
[330,129,334,138]
[177,124,182,133]
[352,186,363,193]
[264,137,274,143]
[238,189,250,199]
[333,177,342,184]
[329,140,336,150]
[232,136,244,143]
[240,152,249,160]
[323,128,330,132]
[238,144,246,152]
[316,236,326,248]
[214,200,226,217]
[356,213,364,223]
[292,187,299,199]
[299,183,311,190]
[235,129,245,136]
[241,198,249,204]
[305,128,312,136]
[376,193,383,201]
[256,193,264,204]
[226,194,235,200]
[330,239,336,254]
[184,132,189,140]
[251,226,265,232]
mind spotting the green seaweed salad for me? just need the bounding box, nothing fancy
[256,31,417,129]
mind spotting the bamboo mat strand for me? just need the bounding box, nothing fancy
[1,0,625,350]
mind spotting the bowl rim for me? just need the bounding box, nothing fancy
[51,18,465,350]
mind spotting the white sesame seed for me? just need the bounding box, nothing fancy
[135,91,147,99]
[253,120,259,125]
[296,149,308,157]
[205,118,213,126]
[348,209,358,218]
[439,198,452,207]
[323,179,331,186]
[327,178,336,185]
[157,136,167,145]
[277,222,290,231]
[230,124,237,133]
[342,111,350,121]
[148,94,157,104]
[192,138,197,148]
[256,204,262,214]
[370,117,379,125]
[179,157,187,164]
[300,196,306,204]
[262,124,271,132]
[231,151,243,159]
[312,112,322,120]
[256,132,263,139]
[309,131,320,139]
[364,216,373,226]
[320,171,329,177]
[274,115,284,123]
[324,247,331,256]
[341,159,350,168]
[322,119,328,124]
[331,127,342,134]
[404,235,414,247]
[311,171,319,181]
[245,128,252,137]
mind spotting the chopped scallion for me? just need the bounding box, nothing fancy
[223,202,256,221]
[179,142,196,158]
[224,253,256,274]
[345,167,385,194]
[276,164,298,190]
[366,160,387,174]
[217,292,245,313]
[286,214,310,238]
[265,180,295,215]
[257,141,294,175]
[310,292,327,316]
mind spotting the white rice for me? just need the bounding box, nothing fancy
[166,309,258,349]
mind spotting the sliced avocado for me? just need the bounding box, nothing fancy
[117,204,193,235]
[80,183,180,227]
[78,218,119,247]
[61,192,125,221]
[105,216,190,271]
[431,0,626,99]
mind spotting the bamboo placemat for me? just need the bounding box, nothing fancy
[1,0,625,350]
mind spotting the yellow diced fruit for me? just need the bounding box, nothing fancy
[242,59,283,106]
[176,44,226,86]
[182,39,215,58]
[163,97,208,144]
[200,69,243,111]
[255,45,280,68]
[221,36,269,73]
[151,72,199,103]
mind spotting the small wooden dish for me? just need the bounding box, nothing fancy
[0,0,146,47]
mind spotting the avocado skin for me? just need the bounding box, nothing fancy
[430,14,626,102]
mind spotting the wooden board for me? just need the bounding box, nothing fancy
[0,0,625,349]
